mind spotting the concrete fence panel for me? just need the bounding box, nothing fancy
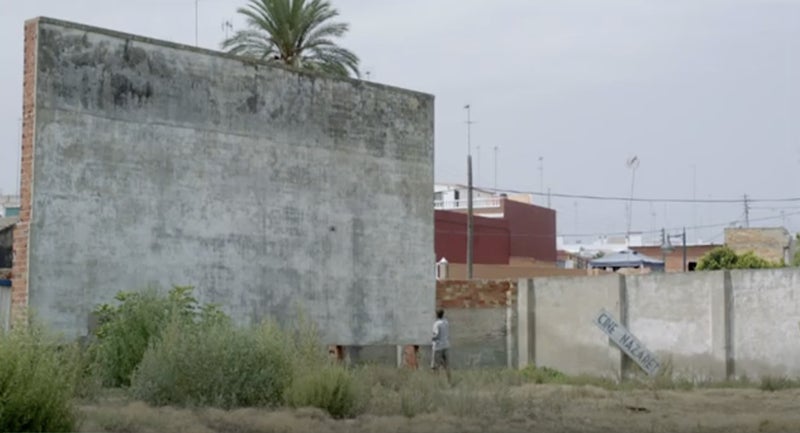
[730,268,800,378]
[525,274,624,378]
[626,271,726,380]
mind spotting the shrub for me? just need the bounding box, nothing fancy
[520,365,567,384]
[130,319,292,409]
[286,365,361,419]
[760,376,800,392]
[697,246,781,270]
[91,286,226,387]
[0,325,79,432]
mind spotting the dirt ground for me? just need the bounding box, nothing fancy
[78,384,800,433]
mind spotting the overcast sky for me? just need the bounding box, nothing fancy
[1,0,799,244]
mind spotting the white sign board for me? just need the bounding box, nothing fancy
[593,309,661,376]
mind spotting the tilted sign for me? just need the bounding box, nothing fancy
[593,309,661,376]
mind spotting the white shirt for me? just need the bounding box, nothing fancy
[432,318,450,351]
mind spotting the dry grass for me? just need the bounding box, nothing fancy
[78,367,800,433]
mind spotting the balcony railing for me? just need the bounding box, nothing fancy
[434,197,502,210]
[0,195,20,206]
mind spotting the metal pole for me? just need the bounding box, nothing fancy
[465,105,474,279]
[467,155,474,279]
[682,227,687,272]
[538,157,544,195]
[661,228,666,271]
[744,194,750,228]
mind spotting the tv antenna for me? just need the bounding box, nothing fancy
[625,155,640,243]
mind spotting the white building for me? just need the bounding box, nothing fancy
[433,183,537,214]
[557,233,644,258]
[0,195,20,218]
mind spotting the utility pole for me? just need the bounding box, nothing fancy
[744,194,750,228]
[547,187,551,208]
[625,156,640,244]
[682,227,687,272]
[465,105,475,279]
[692,164,697,242]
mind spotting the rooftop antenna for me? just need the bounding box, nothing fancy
[538,156,544,196]
[221,20,233,40]
[625,155,640,244]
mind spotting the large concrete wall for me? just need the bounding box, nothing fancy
[731,269,800,377]
[626,272,725,379]
[15,18,434,344]
[518,268,800,380]
[524,275,623,378]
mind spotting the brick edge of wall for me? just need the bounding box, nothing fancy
[11,19,38,324]
[436,279,518,309]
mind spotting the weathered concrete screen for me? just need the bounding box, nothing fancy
[14,17,435,344]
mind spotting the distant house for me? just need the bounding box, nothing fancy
[0,195,20,218]
[724,227,794,264]
[434,184,557,266]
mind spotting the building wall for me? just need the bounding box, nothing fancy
[522,275,623,377]
[502,199,556,262]
[16,18,434,344]
[725,228,791,264]
[517,268,800,380]
[631,245,720,272]
[626,272,724,379]
[730,269,800,377]
[435,210,509,264]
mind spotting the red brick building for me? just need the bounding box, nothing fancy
[434,197,556,265]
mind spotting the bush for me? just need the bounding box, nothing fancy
[130,319,292,409]
[760,376,800,392]
[91,286,226,387]
[697,246,781,270]
[520,365,567,384]
[0,325,79,432]
[286,365,361,419]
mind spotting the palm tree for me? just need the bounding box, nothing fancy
[222,0,360,78]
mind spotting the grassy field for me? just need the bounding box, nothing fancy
[77,368,800,433]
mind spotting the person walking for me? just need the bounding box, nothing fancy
[431,309,452,383]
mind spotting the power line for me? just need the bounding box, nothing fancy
[434,209,800,240]
[474,185,800,204]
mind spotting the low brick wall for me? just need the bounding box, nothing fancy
[433,279,518,368]
[437,279,517,308]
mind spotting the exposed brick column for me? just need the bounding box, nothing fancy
[11,19,39,326]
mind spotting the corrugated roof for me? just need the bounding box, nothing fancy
[589,250,663,268]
